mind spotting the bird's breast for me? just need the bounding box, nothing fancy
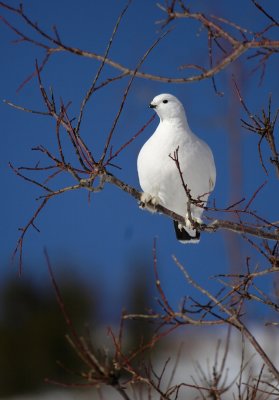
[137,131,187,200]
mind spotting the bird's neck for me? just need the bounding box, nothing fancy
[161,115,191,133]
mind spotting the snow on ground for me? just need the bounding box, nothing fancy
[6,326,279,400]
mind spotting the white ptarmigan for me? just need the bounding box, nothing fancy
[137,93,216,243]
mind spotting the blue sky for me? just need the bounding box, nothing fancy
[1,1,279,320]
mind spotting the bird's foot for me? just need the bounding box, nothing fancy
[139,192,160,213]
[185,213,203,230]
[178,223,184,232]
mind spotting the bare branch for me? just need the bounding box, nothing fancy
[1,1,279,86]
[75,1,131,134]
[173,255,279,382]
[99,28,172,164]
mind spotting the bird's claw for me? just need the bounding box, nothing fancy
[185,213,202,229]
[139,192,160,212]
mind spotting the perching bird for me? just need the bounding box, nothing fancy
[137,93,216,243]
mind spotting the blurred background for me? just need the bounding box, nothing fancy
[1,0,279,398]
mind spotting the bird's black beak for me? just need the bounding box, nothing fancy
[149,103,156,109]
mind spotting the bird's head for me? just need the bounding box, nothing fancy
[149,93,186,122]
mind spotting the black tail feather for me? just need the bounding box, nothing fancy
[173,220,200,242]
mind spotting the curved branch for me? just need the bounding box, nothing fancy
[172,256,279,382]
[1,1,279,84]
[40,39,279,84]
[104,173,279,242]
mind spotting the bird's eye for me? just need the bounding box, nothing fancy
[163,99,168,104]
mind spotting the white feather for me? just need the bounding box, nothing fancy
[137,93,216,242]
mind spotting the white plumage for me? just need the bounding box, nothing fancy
[137,93,216,243]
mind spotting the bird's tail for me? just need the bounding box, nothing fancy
[173,220,200,244]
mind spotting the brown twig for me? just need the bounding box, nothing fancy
[172,255,279,382]
[234,80,279,177]
[11,162,279,272]
[75,1,131,134]
[99,28,171,164]
[105,114,156,167]
[1,1,279,86]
